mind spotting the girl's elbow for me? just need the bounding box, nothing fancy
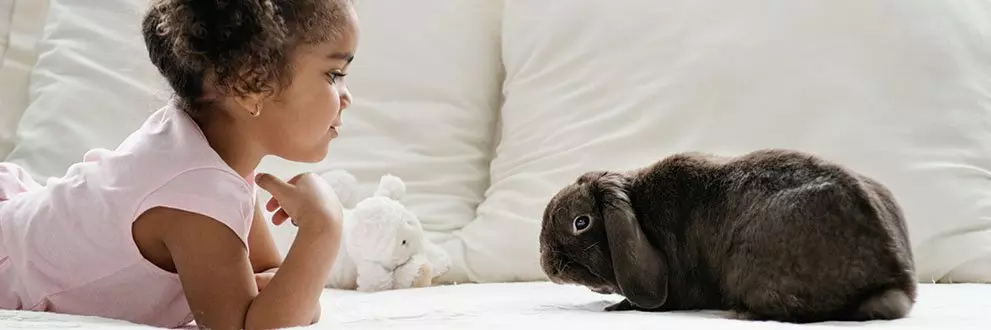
[310,301,322,324]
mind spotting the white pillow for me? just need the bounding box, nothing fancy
[0,0,12,54]
[457,0,991,283]
[0,0,51,159]
[259,1,504,283]
[4,0,170,178]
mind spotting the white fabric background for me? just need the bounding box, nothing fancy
[0,0,50,159]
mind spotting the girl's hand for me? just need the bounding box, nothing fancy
[162,174,340,330]
[255,172,343,231]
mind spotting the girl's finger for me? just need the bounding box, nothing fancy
[272,209,290,225]
[255,173,293,199]
[266,197,280,212]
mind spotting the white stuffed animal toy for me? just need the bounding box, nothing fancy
[320,170,451,292]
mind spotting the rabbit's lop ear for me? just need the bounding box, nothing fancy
[593,172,669,310]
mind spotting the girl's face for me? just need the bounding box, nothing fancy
[251,8,359,163]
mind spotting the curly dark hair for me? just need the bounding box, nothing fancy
[142,0,355,119]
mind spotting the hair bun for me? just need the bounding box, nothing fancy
[148,0,288,72]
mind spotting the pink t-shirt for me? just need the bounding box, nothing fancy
[0,104,257,328]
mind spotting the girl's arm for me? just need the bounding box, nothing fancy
[247,199,324,324]
[157,206,339,330]
[248,200,282,273]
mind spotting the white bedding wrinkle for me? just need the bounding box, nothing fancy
[1,283,989,329]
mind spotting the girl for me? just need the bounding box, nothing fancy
[0,0,358,329]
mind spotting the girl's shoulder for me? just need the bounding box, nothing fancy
[121,105,258,244]
[137,166,257,244]
[92,104,259,243]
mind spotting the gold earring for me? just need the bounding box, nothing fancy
[250,103,262,117]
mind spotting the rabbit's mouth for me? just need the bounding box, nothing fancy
[573,259,613,291]
[541,251,577,284]
[545,253,611,290]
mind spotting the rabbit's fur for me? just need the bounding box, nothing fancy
[538,149,916,323]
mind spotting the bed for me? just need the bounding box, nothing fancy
[2,282,988,329]
[2,0,991,329]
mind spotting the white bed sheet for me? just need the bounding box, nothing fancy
[1,282,988,329]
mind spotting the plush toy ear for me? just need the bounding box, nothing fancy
[374,174,406,201]
[320,169,359,207]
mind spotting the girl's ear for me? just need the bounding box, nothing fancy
[233,93,266,117]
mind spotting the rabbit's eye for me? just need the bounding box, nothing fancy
[573,215,591,233]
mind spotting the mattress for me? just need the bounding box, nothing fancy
[0,282,987,329]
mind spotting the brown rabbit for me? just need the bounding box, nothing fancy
[538,148,917,323]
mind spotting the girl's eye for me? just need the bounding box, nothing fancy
[573,215,591,232]
[325,71,346,83]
